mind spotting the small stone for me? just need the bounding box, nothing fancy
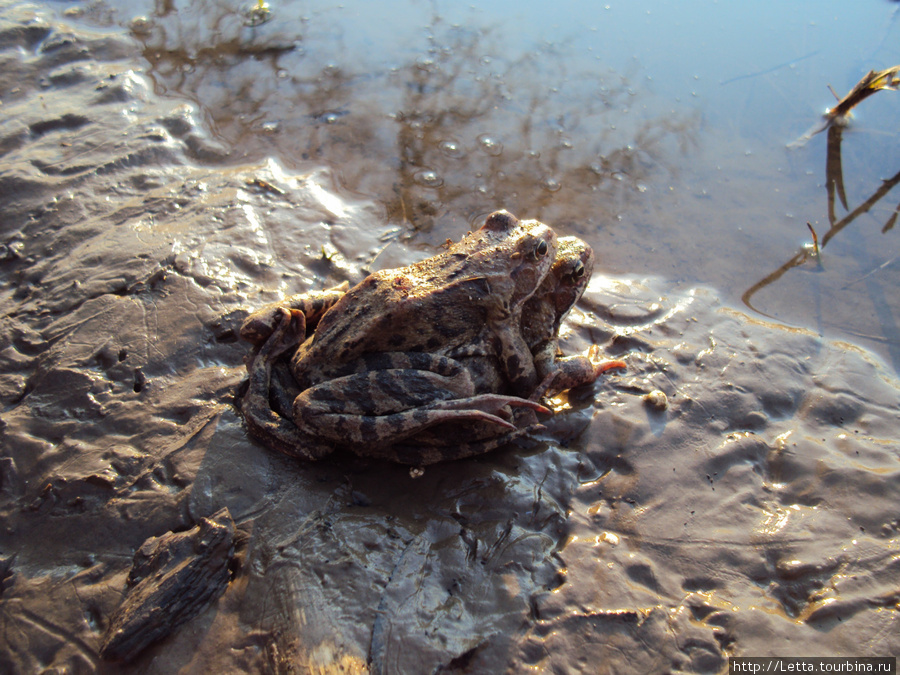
[644,390,668,411]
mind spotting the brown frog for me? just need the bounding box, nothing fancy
[451,235,589,395]
[238,211,557,463]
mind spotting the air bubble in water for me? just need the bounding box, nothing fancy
[438,140,465,158]
[477,134,503,156]
[542,178,561,192]
[414,169,443,188]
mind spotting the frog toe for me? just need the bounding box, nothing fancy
[455,393,550,417]
[261,308,306,360]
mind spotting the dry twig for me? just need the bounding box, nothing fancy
[789,65,899,147]
[825,65,900,122]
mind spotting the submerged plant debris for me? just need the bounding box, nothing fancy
[826,66,900,122]
[748,105,900,318]
[790,65,900,147]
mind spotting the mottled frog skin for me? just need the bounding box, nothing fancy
[290,211,556,395]
[460,236,625,401]
[239,211,559,464]
[523,236,626,398]
[376,240,615,463]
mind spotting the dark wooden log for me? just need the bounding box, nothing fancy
[100,508,235,662]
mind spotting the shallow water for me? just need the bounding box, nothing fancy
[0,0,898,672]
[50,0,900,368]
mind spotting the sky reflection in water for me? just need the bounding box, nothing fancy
[60,0,900,369]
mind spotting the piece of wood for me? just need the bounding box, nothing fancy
[100,508,235,662]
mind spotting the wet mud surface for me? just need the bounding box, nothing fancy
[1,3,898,673]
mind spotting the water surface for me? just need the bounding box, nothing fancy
[57,0,900,367]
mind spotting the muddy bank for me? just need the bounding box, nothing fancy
[0,3,898,673]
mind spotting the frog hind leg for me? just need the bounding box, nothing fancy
[387,406,545,464]
[238,309,333,460]
[293,363,549,449]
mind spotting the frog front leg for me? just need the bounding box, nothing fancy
[291,354,549,448]
[489,317,541,398]
[531,344,626,400]
[240,282,348,346]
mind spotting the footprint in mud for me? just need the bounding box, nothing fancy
[92,343,145,394]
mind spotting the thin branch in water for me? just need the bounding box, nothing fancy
[826,66,900,120]
[883,201,900,234]
[741,249,812,319]
[825,124,847,223]
[742,166,900,315]
[821,166,900,247]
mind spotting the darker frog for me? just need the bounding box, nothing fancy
[238,211,556,464]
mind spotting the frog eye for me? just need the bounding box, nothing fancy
[533,239,550,259]
[570,261,586,280]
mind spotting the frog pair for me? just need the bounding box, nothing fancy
[238,211,622,465]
